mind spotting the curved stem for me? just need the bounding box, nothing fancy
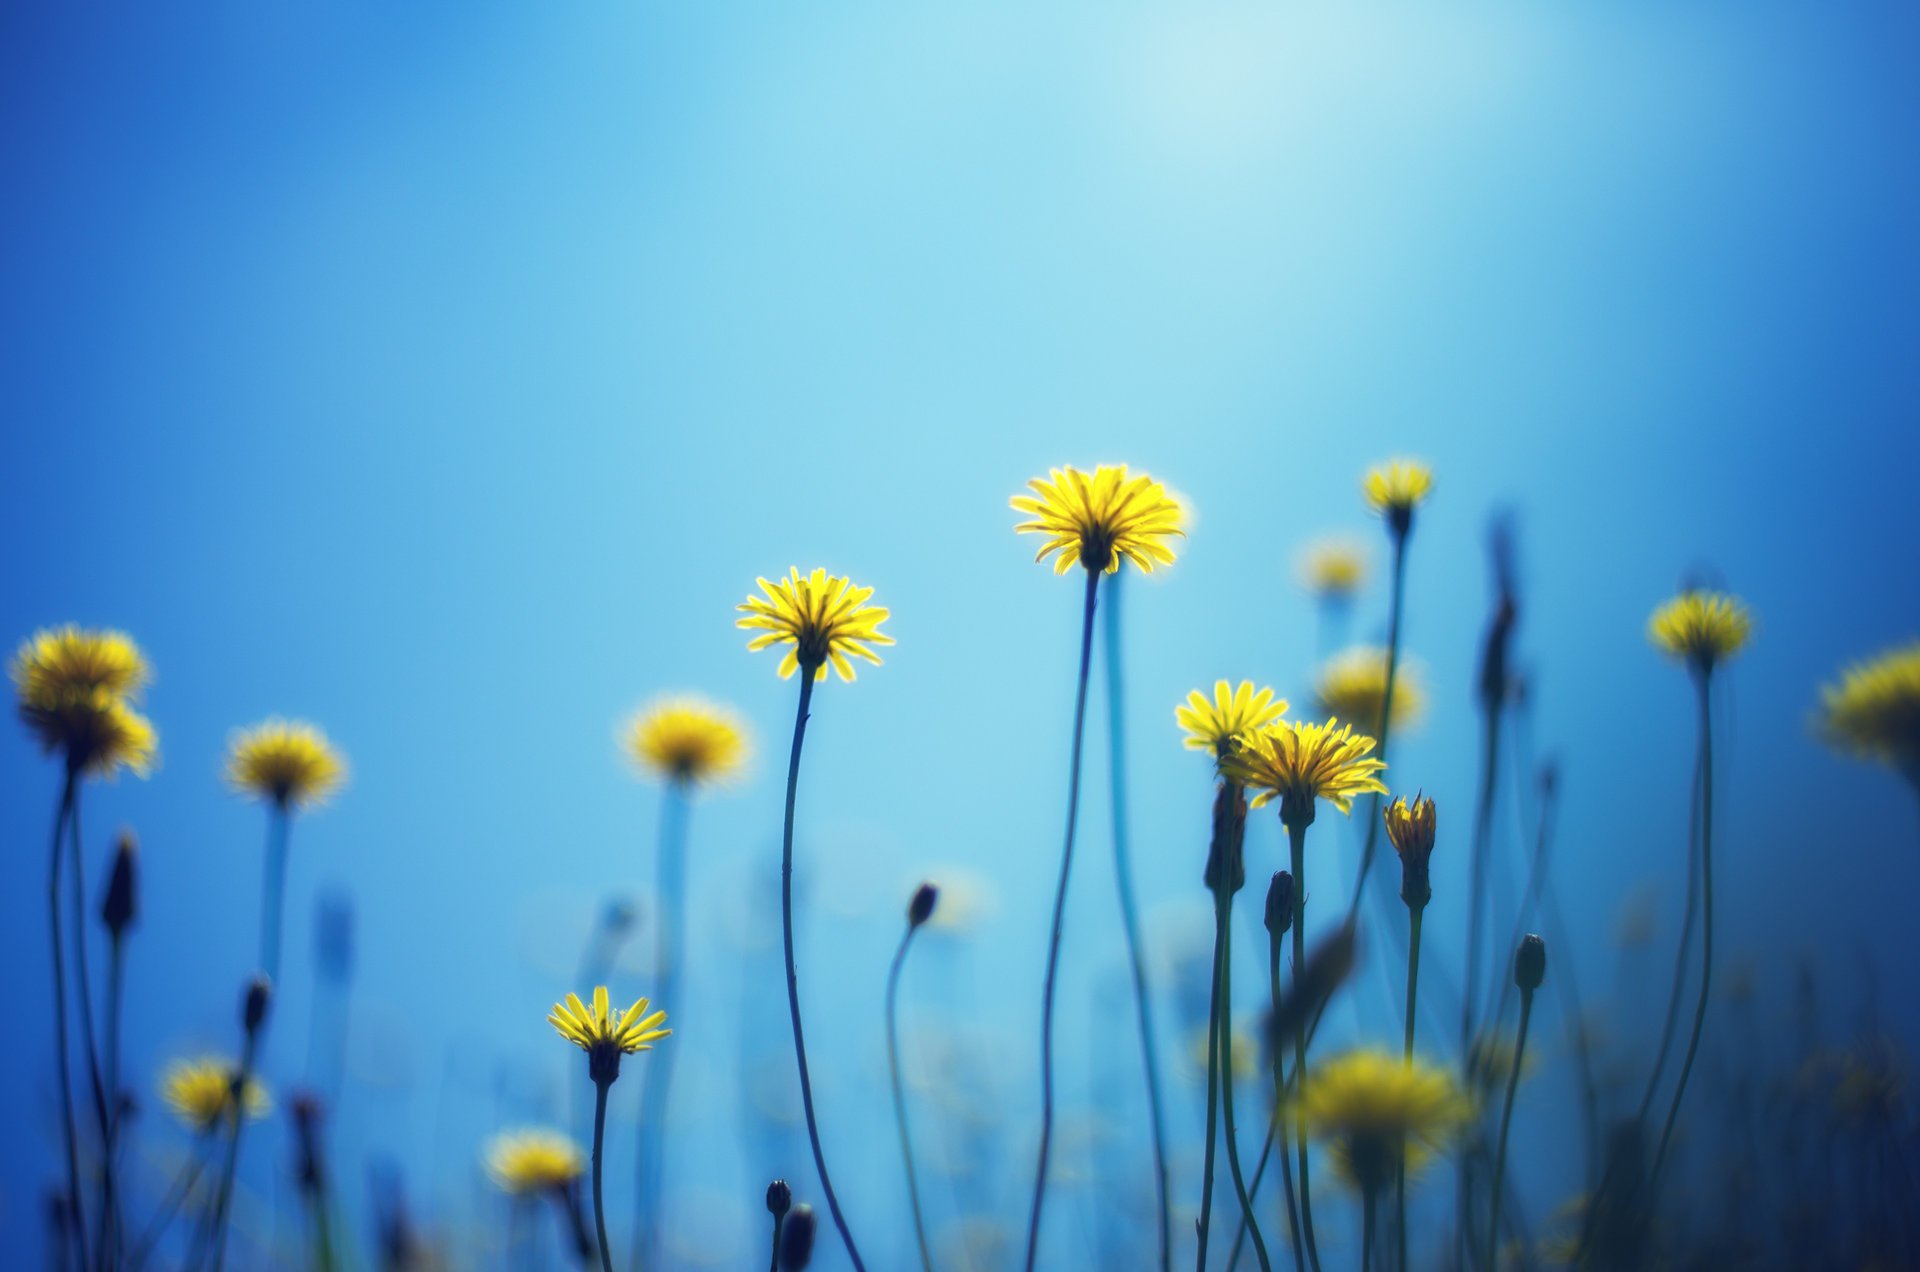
[1342,533,1408,927]
[1486,987,1534,1272]
[768,1209,784,1272]
[126,1143,208,1271]
[887,924,935,1272]
[591,1078,614,1272]
[1022,567,1100,1272]
[1287,821,1322,1272]
[1397,905,1425,1272]
[69,785,119,1260]
[1227,927,1304,1272]
[780,671,866,1271]
[1219,887,1272,1272]
[207,1023,264,1271]
[634,779,689,1272]
[1650,674,1718,1191]
[1197,887,1228,1271]
[1102,575,1172,1272]
[1636,744,1705,1126]
[47,771,90,1272]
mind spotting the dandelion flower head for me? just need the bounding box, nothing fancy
[226,719,346,809]
[1815,641,1920,780]
[737,567,894,683]
[485,1128,585,1195]
[1296,538,1368,601]
[12,626,150,704]
[1363,459,1433,525]
[1293,1049,1472,1193]
[1176,680,1288,761]
[160,1057,270,1132]
[1312,647,1426,738]
[549,985,669,1082]
[1011,464,1184,575]
[1648,590,1751,672]
[1223,718,1388,818]
[625,696,750,784]
[12,626,158,777]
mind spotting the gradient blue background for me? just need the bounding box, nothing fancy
[4,2,1917,1267]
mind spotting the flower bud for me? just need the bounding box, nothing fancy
[779,1203,817,1269]
[101,830,138,936]
[907,882,939,928]
[1204,781,1248,894]
[766,1179,791,1218]
[243,976,272,1034]
[1515,934,1547,993]
[1264,872,1294,937]
[1383,793,1436,909]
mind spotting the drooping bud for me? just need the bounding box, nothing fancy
[779,1203,818,1269]
[101,829,138,936]
[243,976,272,1034]
[1264,872,1294,937]
[1383,793,1436,909]
[1203,781,1248,894]
[766,1179,792,1218]
[1515,934,1547,993]
[907,882,939,928]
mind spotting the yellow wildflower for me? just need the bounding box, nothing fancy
[160,1057,270,1133]
[1815,641,1920,782]
[12,626,158,777]
[1010,465,1184,575]
[1293,1049,1472,1193]
[1312,647,1426,737]
[1296,538,1368,600]
[1363,459,1433,527]
[737,567,894,683]
[1176,680,1288,760]
[1223,718,1388,818]
[486,1128,585,1195]
[1648,591,1751,672]
[549,986,669,1083]
[226,720,346,809]
[625,696,749,784]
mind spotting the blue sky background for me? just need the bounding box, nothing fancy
[3,2,1917,1267]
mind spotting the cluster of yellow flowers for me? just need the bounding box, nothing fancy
[11,626,157,777]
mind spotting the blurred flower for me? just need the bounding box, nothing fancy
[737,568,894,683]
[1466,1030,1539,1100]
[1829,1038,1907,1130]
[625,696,750,785]
[549,986,669,1083]
[11,626,150,704]
[1293,1049,1471,1193]
[160,1057,269,1132]
[1362,459,1433,526]
[25,691,157,778]
[1312,647,1426,737]
[1814,641,1920,784]
[1384,793,1436,908]
[1648,591,1751,673]
[1010,464,1184,575]
[1224,718,1387,816]
[1183,1022,1260,1085]
[485,1128,585,1195]
[226,719,346,808]
[1176,680,1288,760]
[1296,538,1368,601]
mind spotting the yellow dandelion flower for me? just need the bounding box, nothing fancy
[625,696,750,784]
[1648,591,1751,672]
[1296,538,1368,600]
[11,626,150,705]
[1312,647,1426,738]
[1363,459,1433,525]
[1176,680,1289,760]
[736,567,895,683]
[226,719,347,809]
[1293,1049,1472,1194]
[12,626,159,776]
[1223,718,1388,817]
[485,1128,585,1195]
[22,689,158,779]
[160,1057,270,1133]
[1815,641,1920,782]
[549,985,670,1083]
[1010,464,1184,575]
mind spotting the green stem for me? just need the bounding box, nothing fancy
[1342,532,1408,928]
[1219,885,1273,1272]
[126,1137,209,1271]
[1636,744,1705,1126]
[1486,987,1534,1272]
[1226,927,1304,1272]
[591,1078,614,1272]
[1650,674,1717,1191]
[1287,820,1322,1272]
[46,770,90,1272]
[1102,575,1172,1272]
[634,779,690,1272]
[887,923,935,1272]
[780,670,866,1271]
[260,804,291,987]
[1197,884,1228,1271]
[207,1020,264,1271]
[1398,905,1425,1272]
[68,784,118,1263]
[104,929,128,1266]
[768,1209,784,1272]
[1022,566,1100,1272]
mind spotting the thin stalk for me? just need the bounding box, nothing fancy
[126,1139,209,1271]
[46,770,90,1272]
[1197,884,1229,1270]
[1287,820,1323,1272]
[779,671,866,1271]
[1650,674,1718,1191]
[1342,532,1408,926]
[260,803,291,987]
[1486,987,1535,1272]
[634,778,689,1272]
[591,1078,614,1272]
[1226,927,1303,1272]
[886,923,934,1272]
[1102,575,1172,1272]
[103,928,128,1266]
[767,1207,784,1272]
[1218,885,1273,1272]
[1022,567,1100,1272]
[1456,698,1503,1272]
[1361,1187,1377,1272]
[1635,745,1705,1126]
[1397,905,1426,1272]
[69,786,119,1262]
[207,1026,264,1271]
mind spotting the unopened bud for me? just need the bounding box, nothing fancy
[907,882,938,928]
[243,976,272,1034]
[779,1203,817,1269]
[1264,873,1294,937]
[1383,794,1436,909]
[1515,934,1547,992]
[1204,782,1248,894]
[101,830,138,936]
[766,1179,791,1218]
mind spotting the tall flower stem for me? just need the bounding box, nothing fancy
[1022,567,1100,1272]
[1396,904,1426,1272]
[1485,982,1535,1272]
[207,1018,265,1271]
[126,1140,208,1271]
[1102,575,1172,1272]
[103,922,130,1264]
[46,769,90,1272]
[1342,531,1408,927]
[1360,1187,1377,1272]
[634,778,689,1272]
[780,671,866,1272]
[591,1077,615,1272]
[260,803,292,986]
[68,786,120,1261]
[1635,747,1705,1126]
[1228,920,1305,1272]
[1197,881,1228,1271]
[1455,692,1504,1271]
[1217,882,1273,1272]
[886,920,934,1272]
[1650,674,1717,1191]
[1286,818,1323,1272]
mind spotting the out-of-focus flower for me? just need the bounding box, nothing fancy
[1223,718,1388,818]
[160,1057,270,1132]
[226,720,346,808]
[625,696,750,784]
[1312,647,1426,738]
[1296,538,1368,601]
[1293,1049,1471,1193]
[1176,680,1288,760]
[737,568,894,683]
[1010,465,1183,575]
[1648,591,1751,673]
[1363,459,1433,531]
[1815,641,1920,785]
[485,1128,585,1195]
[1466,1030,1539,1100]
[12,626,159,777]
